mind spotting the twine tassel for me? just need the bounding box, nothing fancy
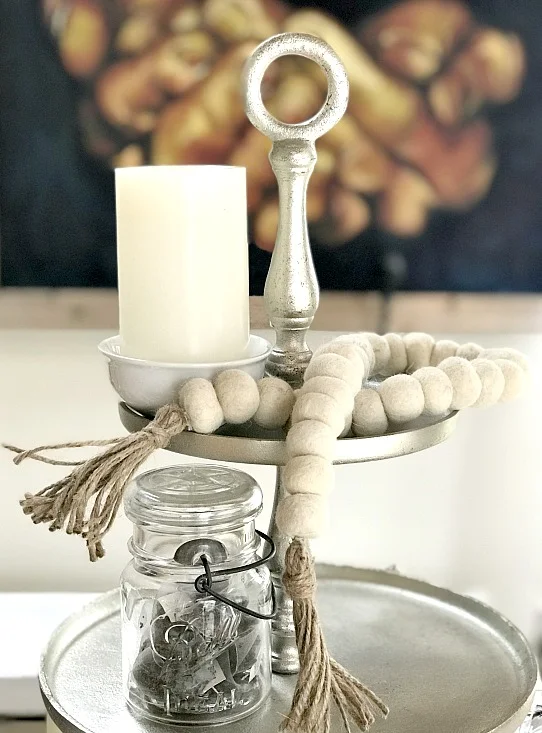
[3,404,187,561]
[282,540,389,733]
[4,438,121,466]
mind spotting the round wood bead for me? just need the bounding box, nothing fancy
[300,377,355,417]
[456,342,483,361]
[276,493,327,539]
[479,348,529,373]
[286,419,336,460]
[430,339,459,366]
[332,334,376,372]
[412,367,453,416]
[403,332,435,371]
[438,357,482,409]
[361,333,391,375]
[291,392,344,437]
[304,353,361,393]
[179,378,224,434]
[314,341,367,379]
[213,369,259,424]
[380,333,408,376]
[352,388,388,436]
[253,377,295,429]
[282,455,334,496]
[494,358,526,402]
[356,338,376,374]
[471,359,505,408]
[378,374,425,423]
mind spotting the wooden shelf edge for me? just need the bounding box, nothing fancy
[1,288,541,333]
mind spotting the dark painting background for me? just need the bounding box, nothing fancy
[1,0,542,292]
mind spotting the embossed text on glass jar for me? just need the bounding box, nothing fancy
[121,465,273,726]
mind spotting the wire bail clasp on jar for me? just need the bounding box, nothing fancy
[194,530,277,621]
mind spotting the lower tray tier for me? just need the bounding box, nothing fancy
[41,566,536,733]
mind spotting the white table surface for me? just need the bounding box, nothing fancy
[0,593,96,717]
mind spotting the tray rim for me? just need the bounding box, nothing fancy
[118,402,459,466]
[40,566,538,733]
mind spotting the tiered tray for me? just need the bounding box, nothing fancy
[41,31,537,733]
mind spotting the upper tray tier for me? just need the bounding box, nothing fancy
[119,402,458,466]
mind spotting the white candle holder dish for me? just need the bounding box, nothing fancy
[99,334,271,417]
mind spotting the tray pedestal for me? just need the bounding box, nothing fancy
[268,467,298,674]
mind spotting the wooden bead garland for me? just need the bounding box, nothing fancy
[314,341,367,375]
[332,334,376,372]
[352,389,388,436]
[282,455,334,496]
[214,369,259,424]
[381,333,407,376]
[403,332,435,371]
[273,334,528,540]
[494,358,526,401]
[471,359,505,408]
[175,335,531,542]
[430,339,459,366]
[6,332,529,554]
[437,357,482,410]
[286,419,337,462]
[275,492,328,539]
[456,342,483,361]
[253,376,295,429]
[179,378,223,434]
[304,353,362,393]
[480,347,529,372]
[413,367,453,416]
[378,374,425,423]
[299,376,354,417]
[291,392,345,437]
[361,332,390,373]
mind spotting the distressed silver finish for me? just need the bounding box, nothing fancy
[268,467,298,673]
[41,568,537,733]
[243,34,349,386]
[119,403,458,466]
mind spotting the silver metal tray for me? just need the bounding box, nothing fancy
[118,403,458,466]
[41,566,537,733]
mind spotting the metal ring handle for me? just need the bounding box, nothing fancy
[243,32,349,142]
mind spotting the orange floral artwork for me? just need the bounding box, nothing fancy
[43,0,526,251]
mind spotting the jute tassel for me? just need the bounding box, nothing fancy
[3,404,186,561]
[282,540,389,733]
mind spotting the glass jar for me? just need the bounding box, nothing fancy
[121,464,273,726]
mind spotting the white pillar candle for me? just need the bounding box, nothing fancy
[116,166,250,363]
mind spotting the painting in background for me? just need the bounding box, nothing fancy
[1,0,542,291]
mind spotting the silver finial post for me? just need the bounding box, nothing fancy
[244,33,349,386]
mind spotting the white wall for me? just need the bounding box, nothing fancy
[1,330,541,642]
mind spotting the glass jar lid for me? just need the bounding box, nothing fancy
[124,464,262,531]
